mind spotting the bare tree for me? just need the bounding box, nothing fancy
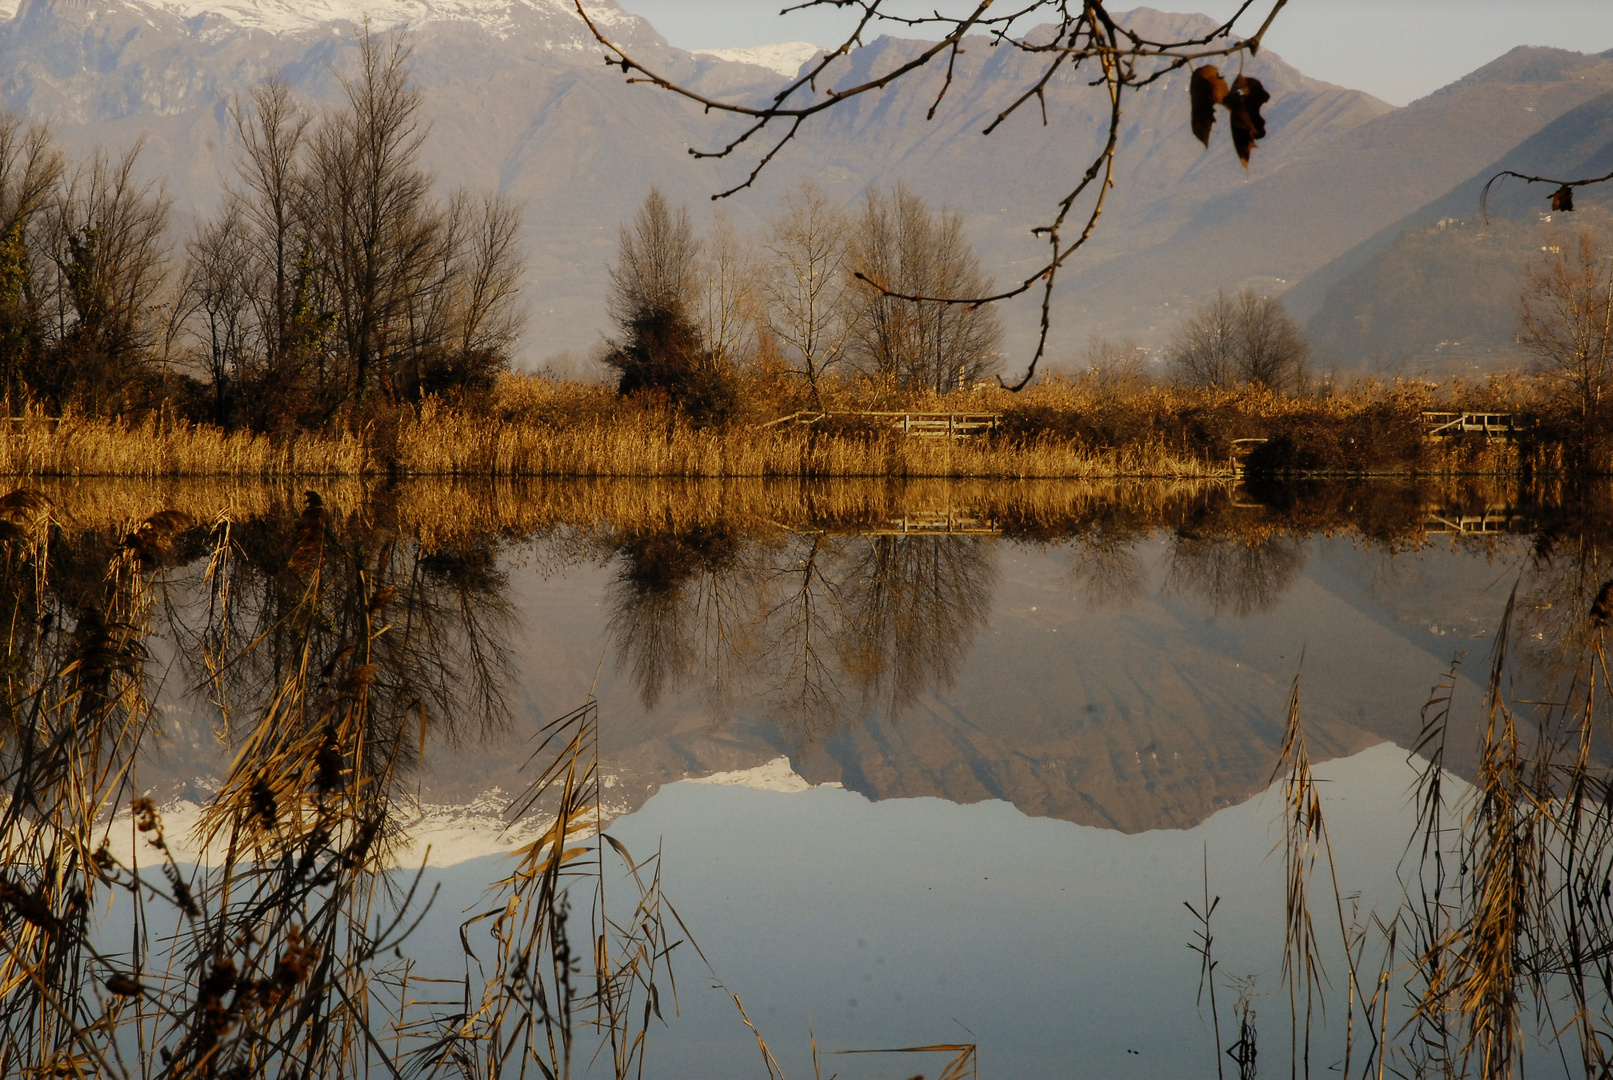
[445,192,525,386]
[1078,337,1153,392]
[1168,290,1238,388]
[231,76,312,388]
[392,190,525,397]
[211,34,522,423]
[604,188,736,423]
[180,200,257,425]
[0,116,62,410]
[41,142,171,415]
[1520,230,1613,432]
[695,210,758,368]
[762,181,863,403]
[1168,287,1308,392]
[848,182,1001,393]
[302,29,438,410]
[607,186,699,328]
[573,0,1291,386]
[1235,289,1310,390]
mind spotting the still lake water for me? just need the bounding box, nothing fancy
[99,477,1602,1077]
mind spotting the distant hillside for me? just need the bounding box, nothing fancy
[0,1,1608,370]
[0,1,1390,365]
[1292,90,1613,377]
[1051,47,1613,357]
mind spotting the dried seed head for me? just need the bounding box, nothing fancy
[343,663,379,692]
[249,778,278,827]
[104,972,143,997]
[315,725,344,793]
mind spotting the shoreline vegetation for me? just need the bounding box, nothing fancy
[4,371,1554,479]
[0,37,1595,486]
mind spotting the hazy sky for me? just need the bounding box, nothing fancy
[619,0,1613,106]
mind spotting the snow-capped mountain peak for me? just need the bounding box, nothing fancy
[6,0,645,39]
[694,41,818,78]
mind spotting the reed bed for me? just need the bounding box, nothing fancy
[1192,570,1613,1080]
[0,400,1220,479]
[0,410,367,477]
[0,370,1561,479]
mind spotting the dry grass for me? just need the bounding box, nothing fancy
[396,394,1218,479]
[0,409,366,477]
[0,370,1565,479]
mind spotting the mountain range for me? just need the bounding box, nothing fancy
[0,0,1606,372]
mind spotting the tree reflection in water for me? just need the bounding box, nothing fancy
[830,535,996,713]
[169,494,518,773]
[601,523,996,739]
[0,488,673,1080]
[606,521,754,709]
[6,475,1613,1080]
[1162,530,1309,618]
[1063,524,1149,609]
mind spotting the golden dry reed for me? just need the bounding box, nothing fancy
[394,404,1213,479]
[0,372,1545,479]
[0,409,367,477]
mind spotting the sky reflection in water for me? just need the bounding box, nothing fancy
[394,484,1550,1077]
[92,478,1599,1076]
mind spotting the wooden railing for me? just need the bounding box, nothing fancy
[761,410,1001,439]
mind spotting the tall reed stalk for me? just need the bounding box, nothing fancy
[0,488,687,1079]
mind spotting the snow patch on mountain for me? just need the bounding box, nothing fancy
[695,41,818,77]
[2,0,641,38]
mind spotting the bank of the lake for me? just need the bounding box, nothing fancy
[0,374,1557,479]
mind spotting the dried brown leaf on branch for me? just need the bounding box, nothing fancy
[1225,75,1270,166]
[1551,184,1575,212]
[1190,65,1229,147]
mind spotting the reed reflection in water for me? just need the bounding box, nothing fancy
[2,475,1613,1079]
[0,487,678,1080]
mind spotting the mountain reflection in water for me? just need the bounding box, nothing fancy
[5,475,1613,1079]
[24,475,1594,833]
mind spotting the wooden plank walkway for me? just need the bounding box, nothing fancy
[1229,437,1268,476]
[762,410,1001,438]
[1422,411,1522,438]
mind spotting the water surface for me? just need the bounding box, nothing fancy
[37,475,1612,1077]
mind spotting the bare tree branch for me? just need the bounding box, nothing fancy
[1481,166,1613,221]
